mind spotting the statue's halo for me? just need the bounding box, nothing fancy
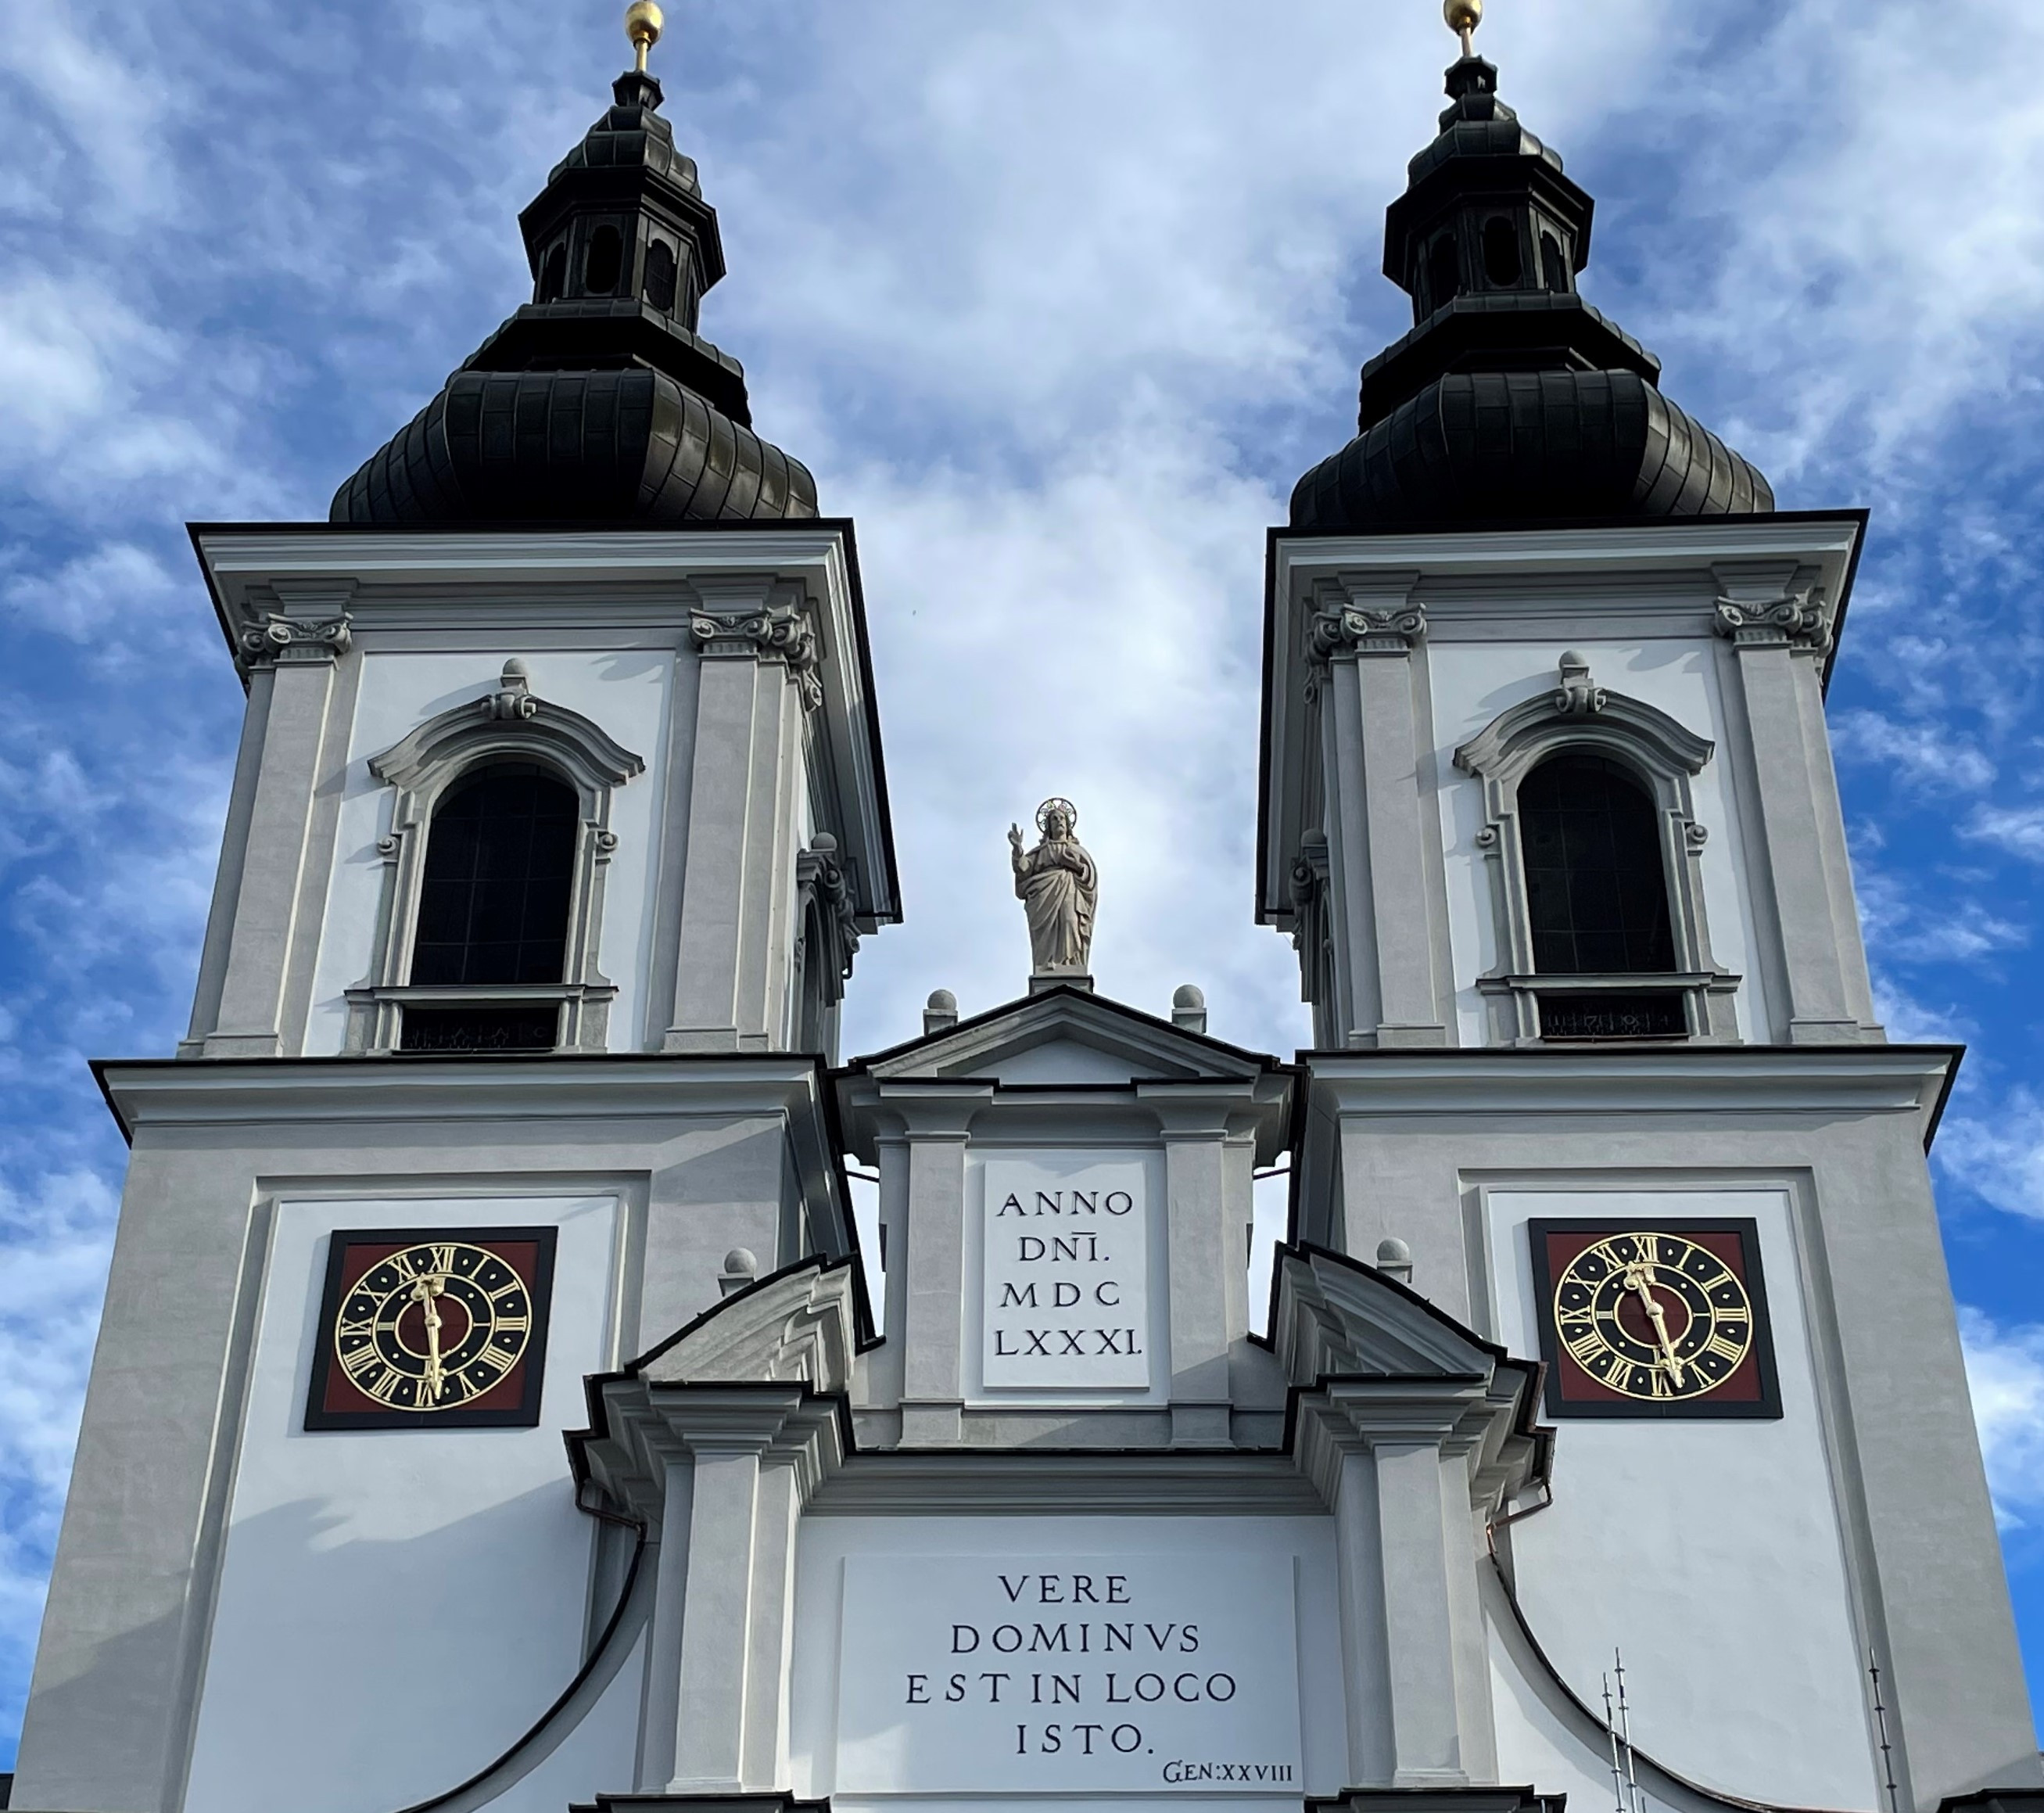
[1035,797,1078,835]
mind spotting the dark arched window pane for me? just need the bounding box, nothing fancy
[644,239,677,313]
[1521,753,1675,974]
[538,242,567,303]
[1540,230,1569,293]
[1483,216,1522,286]
[1429,235,1460,311]
[584,224,623,296]
[411,765,577,985]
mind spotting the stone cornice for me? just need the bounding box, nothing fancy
[1298,1045,1959,1145]
[94,1054,837,1141]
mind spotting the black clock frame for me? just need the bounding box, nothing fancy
[304,1225,559,1431]
[1527,1216,1784,1421]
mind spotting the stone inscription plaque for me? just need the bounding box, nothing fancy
[835,1553,1302,1793]
[981,1157,1152,1391]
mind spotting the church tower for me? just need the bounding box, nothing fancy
[8,11,2040,1813]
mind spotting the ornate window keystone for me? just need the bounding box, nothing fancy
[689,588,824,712]
[344,661,647,1056]
[1454,654,1740,1046]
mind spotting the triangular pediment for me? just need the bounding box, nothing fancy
[850,985,1280,1089]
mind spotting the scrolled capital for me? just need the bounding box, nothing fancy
[1712,587,1833,656]
[241,612,353,666]
[690,602,824,710]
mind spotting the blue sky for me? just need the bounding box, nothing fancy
[3,0,2044,1769]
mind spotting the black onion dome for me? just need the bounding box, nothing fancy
[332,68,816,526]
[1290,56,1770,532]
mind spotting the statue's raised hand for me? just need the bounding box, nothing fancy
[1008,823,1025,854]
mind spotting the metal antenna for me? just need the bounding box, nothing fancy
[1615,1650,1644,1813]
[1869,1650,1903,1813]
[1602,1672,1627,1813]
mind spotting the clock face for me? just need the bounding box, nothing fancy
[1529,1219,1781,1420]
[305,1226,558,1431]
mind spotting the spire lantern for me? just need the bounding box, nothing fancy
[328,9,816,526]
[1287,32,1772,533]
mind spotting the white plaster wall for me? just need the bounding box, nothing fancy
[1487,1631,1681,1813]
[304,648,674,1055]
[1426,639,1771,1045]
[791,1516,1346,1811]
[1483,1187,1878,1811]
[181,1194,628,1813]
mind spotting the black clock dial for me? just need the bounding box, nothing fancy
[331,1240,536,1413]
[1551,1230,1754,1402]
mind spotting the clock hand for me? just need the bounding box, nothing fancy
[1624,1262,1687,1387]
[412,1276,447,1402]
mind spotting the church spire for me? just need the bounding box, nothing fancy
[331,5,816,526]
[1289,8,1771,532]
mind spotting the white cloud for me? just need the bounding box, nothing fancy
[1961,1308,2044,1531]
[1855,864,2028,968]
[1963,803,2044,862]
[1939,1093,2044,1220]
[1829,709,1997,795]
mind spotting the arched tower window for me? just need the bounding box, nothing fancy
[1540,230,1569,293]
[538,243,568,303]
[584,225,623,296]
[1483,217,1522,287]
[1519,753,1675,975]
[1428,235,1460,312]
[411,764,578,986]
[1452,654,1736,1044]
[644,239,678,313]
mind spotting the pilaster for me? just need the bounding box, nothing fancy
[1308,573,1451,1048]
[1712,562,1877,1043]
[202,587,354,1058]
[666,579,819,1054]
[889,1085,993,1447]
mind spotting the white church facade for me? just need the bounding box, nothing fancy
[9,9,2040,1813]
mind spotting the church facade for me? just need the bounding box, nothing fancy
[9,11,2040,1813]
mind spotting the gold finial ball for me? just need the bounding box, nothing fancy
[626,1,665,55]
[1445,0,1483,38]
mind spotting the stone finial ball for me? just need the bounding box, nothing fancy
[1376,1237,1413,1266]
[626,2,665,51]
[1172,984,1207,1011]
[723,1248,758,1277]
[927,989,958,1012]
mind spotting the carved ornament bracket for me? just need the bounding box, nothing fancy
[690,599,823,711]
[1712,587,1834,656]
